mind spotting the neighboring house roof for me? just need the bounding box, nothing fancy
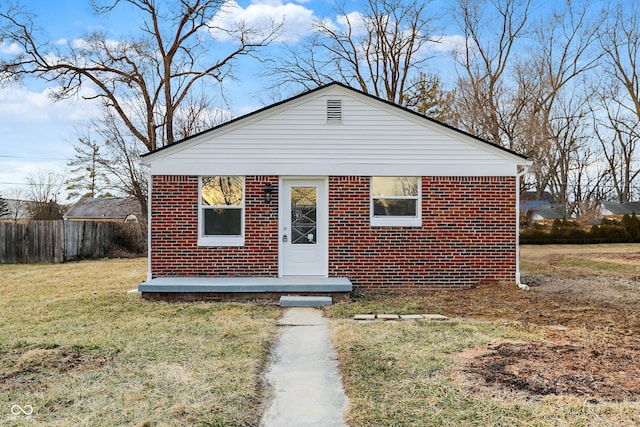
[142,82,530,177]
[521,191,554,202]
[63,197,142,221]
[600,201,640,216]
[520,200,550,212]
[529,205,565,221]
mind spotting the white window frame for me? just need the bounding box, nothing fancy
[370,176,422,227]
[198,176,245,246]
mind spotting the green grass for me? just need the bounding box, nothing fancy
[0,259,280,426]
[331,319,640,426]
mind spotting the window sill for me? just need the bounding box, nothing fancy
[198,236,245,247]
[371,217,422,227]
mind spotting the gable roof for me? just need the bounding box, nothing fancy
[601,201,640,216]
[529,205,565,221]
[142,82,530,177]
[63,197,142,220]
[144,82,528,161]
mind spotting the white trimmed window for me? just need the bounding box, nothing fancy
[371,177,421,227]
[198,176,245,246]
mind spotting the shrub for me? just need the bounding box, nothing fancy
[110,221,147,256]
[591,220,628,242]
[622,213,640,241]
[521,216,639,244]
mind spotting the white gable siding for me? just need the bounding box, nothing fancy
[145,86,526,176]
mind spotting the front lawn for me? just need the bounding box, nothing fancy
[4,246,640,426]
[326,244,640,426]
[331,319,640,426]
[0,259,279,426]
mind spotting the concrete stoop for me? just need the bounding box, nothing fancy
[279,295,333,307]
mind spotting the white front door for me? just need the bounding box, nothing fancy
[281,178,328,276]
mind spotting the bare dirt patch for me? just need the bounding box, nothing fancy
[457,339,640,402]
[439,244,640,402]
[0,346,111,392]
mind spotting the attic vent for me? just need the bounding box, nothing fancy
[327,99,342,123]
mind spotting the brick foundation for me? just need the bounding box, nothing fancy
[150,175,516,291]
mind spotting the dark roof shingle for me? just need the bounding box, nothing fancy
[63,198,142,220]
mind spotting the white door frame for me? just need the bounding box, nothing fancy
[278,177,329,277]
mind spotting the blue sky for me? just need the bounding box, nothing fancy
[0,0,344,198]
[0,0,591,200]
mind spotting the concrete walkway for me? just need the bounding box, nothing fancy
[260,307,349,427]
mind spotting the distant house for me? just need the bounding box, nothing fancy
[519,192,565,225]
[527,204,565,224]
[63,198,142,223]
[521,191,554,203]
[600,201,640,219]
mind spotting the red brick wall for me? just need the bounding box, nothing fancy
[151,175,516,290]
[150,175,279,277]
[328,176,516,290]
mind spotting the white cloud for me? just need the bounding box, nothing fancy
[0,86,59,122]
[0,40,22,55]
[55,38,68,46]
[428,34,467,55]
[71,37,120,51]
[334,11,367,36]
[0,85,101,193]
[209,0,315,43]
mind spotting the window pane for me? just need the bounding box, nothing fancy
[373,199,417,216]
[372,177,419,197]
[203,208,242,235]
[202,176,243,206]
[291,186,317,244]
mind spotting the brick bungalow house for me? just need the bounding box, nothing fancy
[138,82,531,301]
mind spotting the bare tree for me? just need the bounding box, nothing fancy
[451,0,531,145]
[402,72,455,122]
[26,169,63,204]
[591,84,640,202]
[516,1,602,205]
[545,95,593,212]
[1,0,281,151]
[172,90,235,140]
[79,107,149,216]
[4,187,26,222]
[269,0,438,105]
[592,3,640,202]
[25,169,64,219]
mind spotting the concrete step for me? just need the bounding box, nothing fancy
[279,295,333,307]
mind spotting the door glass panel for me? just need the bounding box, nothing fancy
[291,186,317,244]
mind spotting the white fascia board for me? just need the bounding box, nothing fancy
[148,160,520,177]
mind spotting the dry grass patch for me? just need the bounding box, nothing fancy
[328,244,640,425]
[331,320,640,426]
[0,259,280,426]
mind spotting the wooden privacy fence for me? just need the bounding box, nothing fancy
[0,220,116,263]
